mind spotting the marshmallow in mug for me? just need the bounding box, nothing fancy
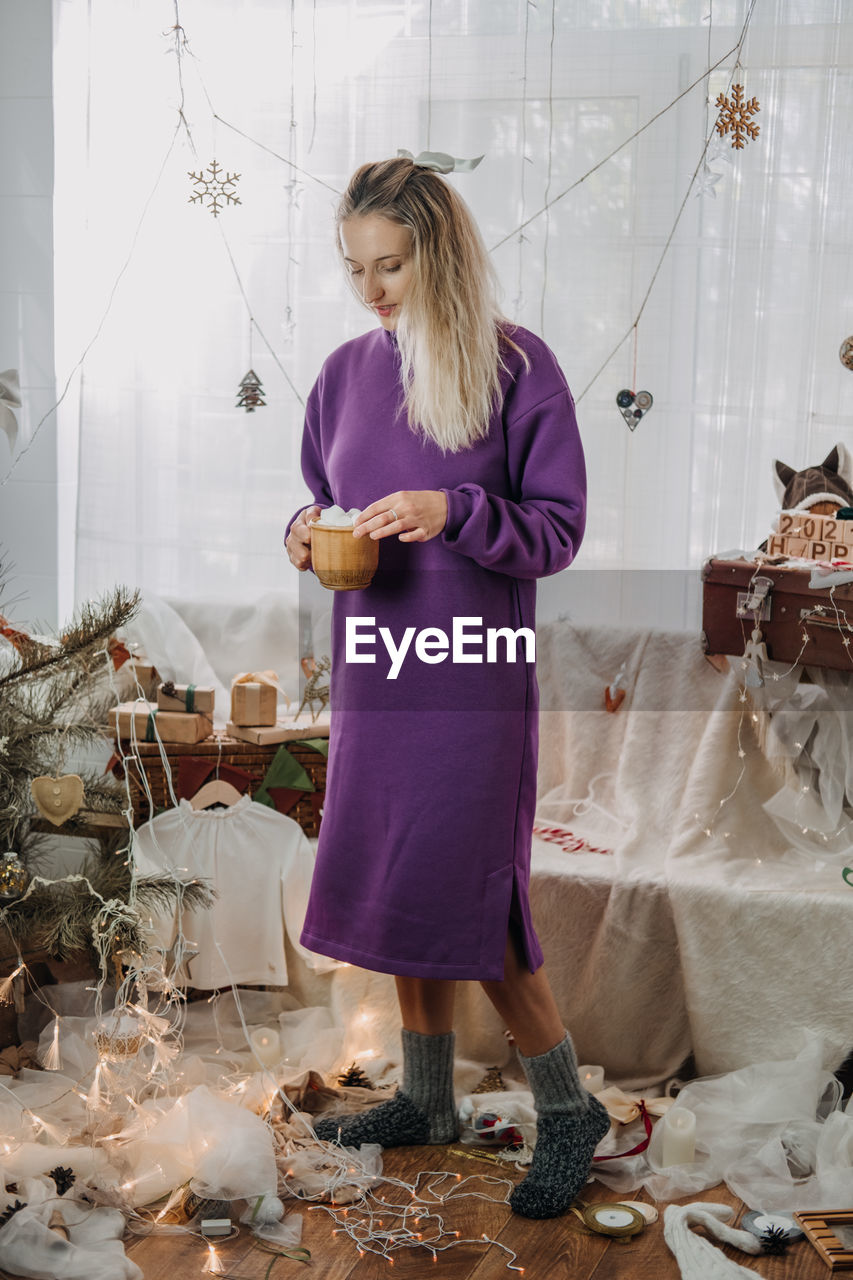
[313,505,362,528]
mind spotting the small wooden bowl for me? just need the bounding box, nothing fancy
[309,521,379,590]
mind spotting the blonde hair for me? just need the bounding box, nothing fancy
[336,158,526,453]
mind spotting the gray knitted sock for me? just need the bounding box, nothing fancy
[313,1028,458,1148]
[509,1032,610,1219]
[402,1028,459,1144]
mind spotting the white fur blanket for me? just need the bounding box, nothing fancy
[533,620,853,1081]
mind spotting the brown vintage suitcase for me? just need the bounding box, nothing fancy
[702,557,853,670]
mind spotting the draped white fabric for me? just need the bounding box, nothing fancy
[57,0,853,622]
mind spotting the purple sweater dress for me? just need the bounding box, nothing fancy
[287,324,586,981]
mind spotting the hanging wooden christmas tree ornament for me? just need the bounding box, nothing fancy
[237,369,266,412]
[0,851,29,901]
[30,774,85,826]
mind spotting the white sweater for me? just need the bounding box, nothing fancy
[132,795,337,988]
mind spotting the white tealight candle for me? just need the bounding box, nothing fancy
[250,1027,281,1069]
[578,1064,605,1093]
[660,1106,696,1167]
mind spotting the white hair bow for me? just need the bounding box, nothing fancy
[0,369,21,451]
[397,149,484,174]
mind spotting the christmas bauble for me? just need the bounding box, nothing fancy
[94,1014,144,1060]
[840,336,853,371]
[0,852,29,901]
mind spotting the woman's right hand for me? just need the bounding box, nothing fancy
[286,505,322,571]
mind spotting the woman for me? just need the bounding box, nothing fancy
[284,157,608,1219]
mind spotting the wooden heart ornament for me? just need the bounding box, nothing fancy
[31,774,85,826]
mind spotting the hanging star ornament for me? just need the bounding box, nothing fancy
[188,160,242,217]
[147,939,200,991]
[695,163,724,199]
[695,134,736,199]
[237,369,266,412]
[715,84,760,149]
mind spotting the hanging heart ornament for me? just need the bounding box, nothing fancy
[31,774,85,825]
[616,389,654,430]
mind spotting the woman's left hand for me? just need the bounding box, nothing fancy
[353,490,448,543]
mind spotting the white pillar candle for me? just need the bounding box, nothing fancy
[660,1106,696,1166]
[578,1064,605,1093]
[250,1027,281,1068]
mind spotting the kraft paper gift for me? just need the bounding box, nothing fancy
[230,670,280,726]
[156,681,216,714]
[226,714,330,745]
[113,700,213,744]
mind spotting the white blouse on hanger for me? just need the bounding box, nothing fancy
[133,795,337,988]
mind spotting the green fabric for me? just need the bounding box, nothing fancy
[294,737,329,758]
[253,744,315,809]
[185,683,195,712]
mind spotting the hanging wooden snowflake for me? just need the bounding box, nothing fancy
[715,84,760,149]
[188,160,242,217]
[237,369,265,412]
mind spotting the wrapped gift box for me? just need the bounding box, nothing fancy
[113,700,213,744]
[230,672,279,726]
[124,658,159,698]
[156,682,216,714]
[226,715,331,745]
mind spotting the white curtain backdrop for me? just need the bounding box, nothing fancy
[55,0,853,624]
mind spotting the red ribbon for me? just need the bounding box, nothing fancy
[593,1100,653,1162]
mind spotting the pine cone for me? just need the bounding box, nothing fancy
[336,1061,375,1089]
[760,1226,789,1256]
[48,1166,76,1196]
[0,1200,25,1227]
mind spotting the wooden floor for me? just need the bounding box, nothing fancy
[123,1145,827,1280]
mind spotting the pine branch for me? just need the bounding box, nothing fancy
[0,865,214,960]
[0,587,140,691]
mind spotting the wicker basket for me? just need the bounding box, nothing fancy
[116,735,326,836]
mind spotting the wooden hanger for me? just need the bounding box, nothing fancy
[189,778,244,810]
